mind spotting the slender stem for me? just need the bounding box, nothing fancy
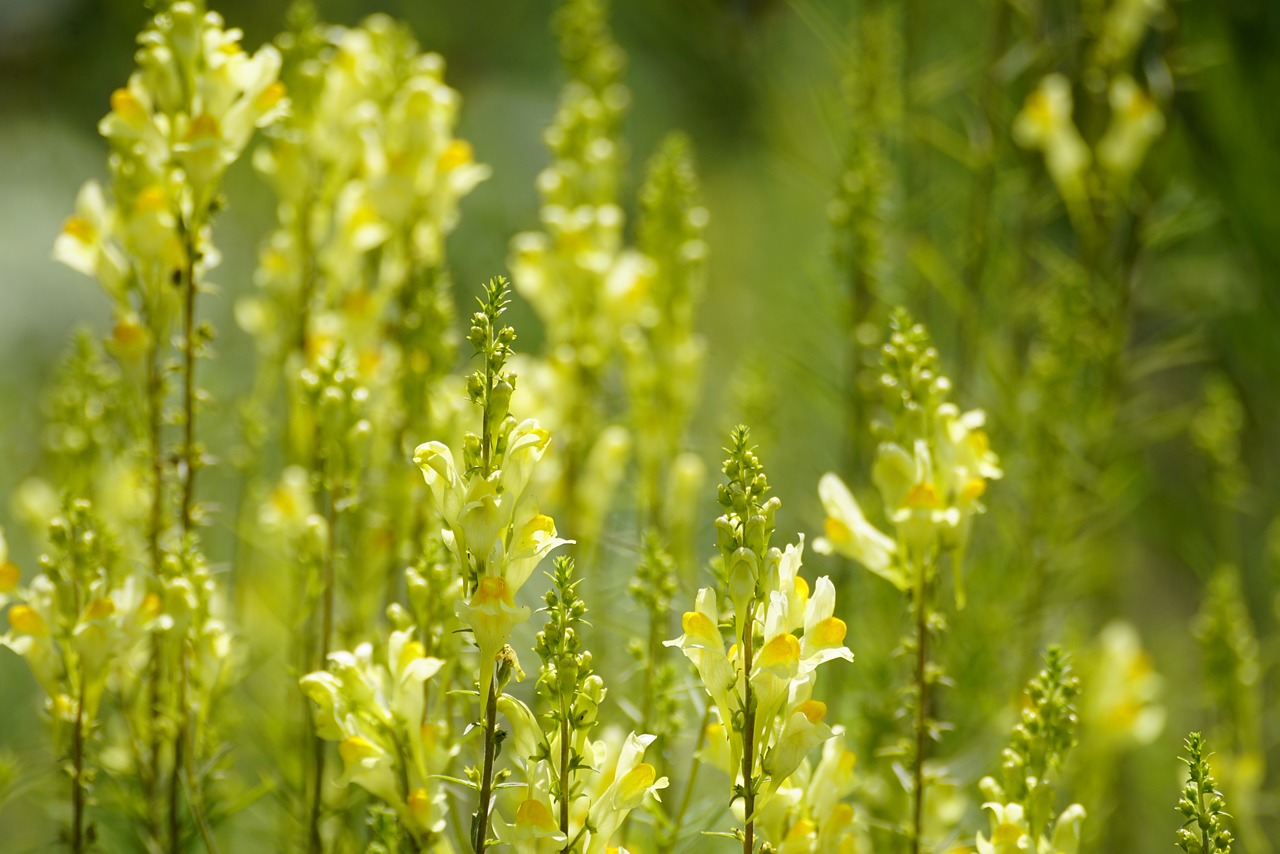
[475,668,500,854]
[911,572,929,854]
[168,650,185,853]
[670,702,711,841]
[181,648,220,854]
[307,735,324,854]
[180,218,199,535]
[145,325,165,848]
[308,483,338,854]
[481,338,492,477]
[559,703,571,837]
[741,603,756,854]
[72,661,87,854]
[170,211,206,854]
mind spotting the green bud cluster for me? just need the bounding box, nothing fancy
[1194,565,1261,746]
[533,556,604,831]
[535,557,599,726]
[629,534,682,743]
[42,334,128,494]
[298,346,373,494]
[553,0,625,94]
[716,426,778,554]
[465,277,518,476]
[630,532,676,622]
[1176,732,1233,854]
[877,308,952,441]
[992,647,1081,837]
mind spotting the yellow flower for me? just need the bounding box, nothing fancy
[976,801,1031,854]
[763,701,834,783]
[8,605,47,636]
[813,473,902,588]
[456,576,531,701]
[1013,74,1091,192]
[0,563,18,595]
[1097,75,1164,179]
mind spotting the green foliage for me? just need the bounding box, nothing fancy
[2,0,1280,852]
[1177,733,1233,854]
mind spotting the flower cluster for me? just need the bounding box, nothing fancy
[413,279,571,703]
[1083,621,1165,748]
[495,557,669,851]
[977,648,1086,854]
[624,133,710,550]
[749,729,863,853]
[507,0,640,550]
[668,427,853,847]
[1013,0,1168,225]
[1176,732,1234,854]
[56,0,286,328]
[815,311,1002,606]
[247,10,486,393]
[300,627,451,845]
[1,504,164,847]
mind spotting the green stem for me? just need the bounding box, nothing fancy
[181,647,220,854]
[911,570,929,854]
[71,661,87,854]
[168,649,184,853]
[475,668,500,854]
[145,335,164,846]
[308,483,338,854]
[180,216,199,535]
[741,602,756,854]
[559,703,571,837]
[669,702,711,842]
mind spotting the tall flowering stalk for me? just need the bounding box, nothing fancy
[624,132,709,544]
[815,310,1000,851]
[976,647,1085,853]
[300,625,452,849]
[488,556,668,851]
[1176,733,1234,854]
[241,10,487,844]
[46,2,285,848]
[413,278,570,852]
[508,0,639,554]
[668,427,853,852]
[1,504,139,853]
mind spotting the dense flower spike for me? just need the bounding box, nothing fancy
[506,0,640,555]
[300,629,451,844]
[40,2,284,849]
[1176,733,1234,854]
[977,648,1085,852]
[816,311,1001,602]
[8,0,1266,852]
[814,311,999,851]
[410,277,569,852]
[414,279,570,700]
[668,427,852,852]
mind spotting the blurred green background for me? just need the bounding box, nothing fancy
[3,0,1280,850]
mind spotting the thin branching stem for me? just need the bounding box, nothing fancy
[72,659,87,854]
[475,667,499,854]
[911,568,929,854]
[741,602,756,854]
[308,479,339,854]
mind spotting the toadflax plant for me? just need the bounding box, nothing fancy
[977,647,1086,854]
[412,277,571,852]
[815,309,1001,851]
[36,0,284,849]
[1176,732,1234,854]
[668,426,855,853]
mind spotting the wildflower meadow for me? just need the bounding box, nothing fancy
[1,0,1278,852]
